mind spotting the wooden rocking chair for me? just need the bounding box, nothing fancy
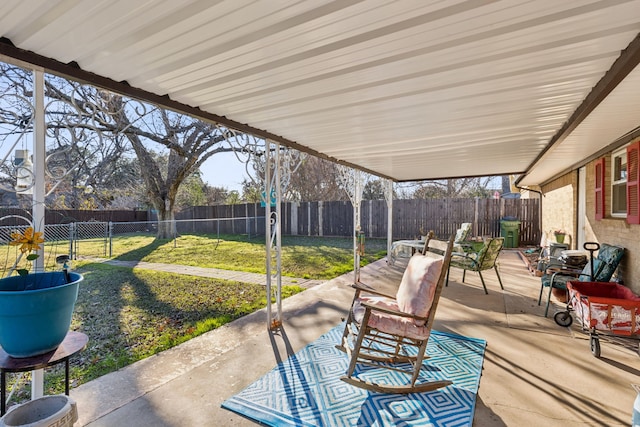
[338,235,454,393]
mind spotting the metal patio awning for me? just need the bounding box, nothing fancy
[1,0,640,186]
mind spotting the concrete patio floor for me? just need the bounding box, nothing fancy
[70,250,640,426]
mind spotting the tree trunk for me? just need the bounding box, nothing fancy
[155,198,176,239]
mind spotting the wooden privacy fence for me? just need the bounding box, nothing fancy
[178,198,541,246]
[0,208,149,225]
[0,198,540,246]
[361,198,540,245]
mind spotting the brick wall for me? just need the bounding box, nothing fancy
[537,137,640,293]
[584,154,639,293]
[541,155,640,293]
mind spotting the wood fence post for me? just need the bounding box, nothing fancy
[291,202,298,235]
[474,198,479,237]
[318,201,323,236]
[368,200,373,237]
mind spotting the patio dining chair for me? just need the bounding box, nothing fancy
[538,242,624,317]
[446,237,505,294]
[451,222,472,253]
[338,235,454,393]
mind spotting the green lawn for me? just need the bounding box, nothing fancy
[6,235,387,406]
[77,234,388,279]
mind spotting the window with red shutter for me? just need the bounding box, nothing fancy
[594,158,605,220]
[627,141,640,224]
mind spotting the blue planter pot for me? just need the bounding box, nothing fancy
[0,272,82,358]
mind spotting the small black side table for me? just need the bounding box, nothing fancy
[0,331,88,415]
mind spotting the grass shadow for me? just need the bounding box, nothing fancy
[113,237,170,262]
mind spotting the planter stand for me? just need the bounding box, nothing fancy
[0,332,87,416]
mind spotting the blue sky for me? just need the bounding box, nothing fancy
[199,152,505,195]
[200,152,247,193]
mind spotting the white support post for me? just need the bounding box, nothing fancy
[264,140,283,330]
[353,170,361,283]
[264,141,272,329]
[274,143,282,320]
[31,369,44,400]
[32,69,46,399]
[385,179,393,262]
[337,166,365,284]
[32,70,45,272]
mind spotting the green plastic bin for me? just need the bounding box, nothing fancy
[500,219,521,248]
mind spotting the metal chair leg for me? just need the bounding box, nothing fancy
[477,271,488,294]
[544,286,553,317]
[494,265,504,290]
[538,284,544,305]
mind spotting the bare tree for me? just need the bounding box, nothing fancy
[0,64,140,209]
[412,178,494,199]
[288,156,348,202]
[0,62,244,238]
[90,95,239,237]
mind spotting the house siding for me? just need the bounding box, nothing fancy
[541,172,577,249]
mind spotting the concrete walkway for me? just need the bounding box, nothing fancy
[69,251,639,426]
[84,258,325,288]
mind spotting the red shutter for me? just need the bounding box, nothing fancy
[627,141,640,224]
[594,158,605,221]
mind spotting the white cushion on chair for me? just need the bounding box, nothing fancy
[396,254,443,326]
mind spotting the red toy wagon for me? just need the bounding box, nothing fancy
[554,281,640,357]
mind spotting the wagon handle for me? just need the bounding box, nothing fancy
[583,242,600,252]
[583,242,600,281]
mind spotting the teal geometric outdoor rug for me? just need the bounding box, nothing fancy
[222,323,486,426]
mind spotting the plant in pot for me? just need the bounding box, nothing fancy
[0,226,82,358]
[553,229,566,244]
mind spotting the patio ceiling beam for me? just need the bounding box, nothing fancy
[519,32,640,186]
[0,37,393,182]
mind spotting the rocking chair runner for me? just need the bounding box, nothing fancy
[338,235,454,393]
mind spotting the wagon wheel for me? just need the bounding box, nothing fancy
[590,335,601,358]
[553,311,573,327]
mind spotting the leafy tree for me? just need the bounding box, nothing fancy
[226,190,242,205]
[362,179,388,200]
[175,171,207,209]
[241,178,262,203]
[203,184,229,205]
